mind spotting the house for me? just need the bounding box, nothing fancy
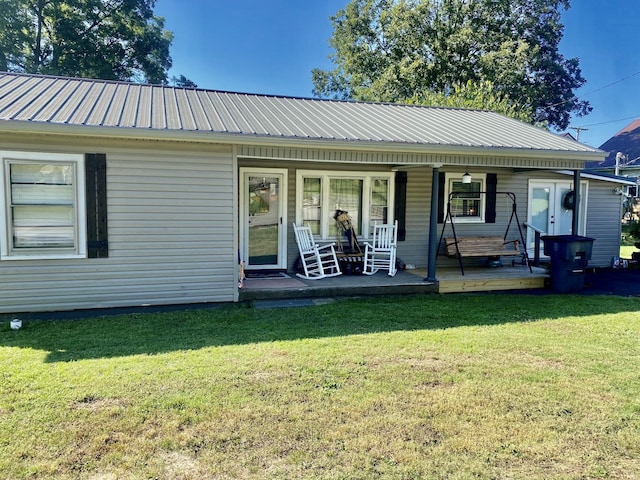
[584,120,640,204]
[587,119,640,174]
[0,71,621,314]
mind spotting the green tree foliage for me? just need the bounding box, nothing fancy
[312,0,590,130]
[0,0,29,72]
[0,0,175,84]
[170,74,198,88]
[408,80,534,123]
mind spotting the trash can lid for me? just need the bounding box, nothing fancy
[540,235,595,242]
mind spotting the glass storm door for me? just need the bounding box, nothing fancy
[240,169,287,270]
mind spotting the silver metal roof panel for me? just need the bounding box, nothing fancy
[0,71,603,156]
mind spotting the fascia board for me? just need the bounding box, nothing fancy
[556,169,638,185]
[0,120,607,163]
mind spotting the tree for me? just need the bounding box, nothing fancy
[312,0,591,130]
[0,0,29,72]
[0,0,175,84]
[409,80,535,124]
[171,74,198,88]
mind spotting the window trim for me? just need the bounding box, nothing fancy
[443,172,487,223]
[296,169,395,240]
[1,151,86,260]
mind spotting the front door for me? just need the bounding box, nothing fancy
[240,168,287,270]
[527,180,587,254]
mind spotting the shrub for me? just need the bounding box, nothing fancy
[629,220,640,239]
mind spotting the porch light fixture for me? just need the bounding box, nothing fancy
[461,171,472,184]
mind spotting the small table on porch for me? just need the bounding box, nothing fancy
[336,253,365,275]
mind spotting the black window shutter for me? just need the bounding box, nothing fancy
[85,153,108,258]
[393,171,407,241]
[486,173,497,224]
[437,172,446,223]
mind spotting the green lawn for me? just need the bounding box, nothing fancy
[621,245,637,259]
[1,294,639,479]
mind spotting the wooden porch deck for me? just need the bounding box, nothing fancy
[238,264,548,302]
[436,265,547,293]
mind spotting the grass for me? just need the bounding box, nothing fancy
[620,222,637,259]
[620,245,636,259]
[1,294,640,479]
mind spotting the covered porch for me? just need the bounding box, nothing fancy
[238,264,547,302]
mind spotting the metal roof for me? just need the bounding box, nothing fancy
[556,170,637,185]
[0,71,604,157]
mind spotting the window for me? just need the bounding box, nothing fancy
[1,152,86,259]
[370,178,390,226]
[297,170,394,239]
[301,177,322,234]
[328,178,363,237]
[444,173,486,223]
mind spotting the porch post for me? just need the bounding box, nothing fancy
[426,164,442,282]
[573,169,581,234]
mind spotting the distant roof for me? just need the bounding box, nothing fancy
[0,71,604,158]
[559,132,577,141]
[588,119,640,169]
[556,170,637,185]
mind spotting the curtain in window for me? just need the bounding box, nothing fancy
[10,164,75,248]
[329,179,363,236]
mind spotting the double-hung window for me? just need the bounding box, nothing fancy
[444,172,486,223]
[297,170,394,239]
[1,152,86,259]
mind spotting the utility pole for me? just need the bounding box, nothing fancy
[569,126,588,142]
[616,152,625,176]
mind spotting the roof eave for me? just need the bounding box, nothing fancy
[556,169,638,185]
[0,120,606,162]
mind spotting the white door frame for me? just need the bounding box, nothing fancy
[239,168,288,270]
[527,179,588,252]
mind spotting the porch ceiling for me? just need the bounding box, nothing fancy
[236,145,600,171]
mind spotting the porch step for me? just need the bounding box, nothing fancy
[239,281,438,302]
[438,272,547,293]
[238,267,548,302]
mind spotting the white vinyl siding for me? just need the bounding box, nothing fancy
[585,181,624,267]
[0,145,236,313]
[399,167,431,268]
[436,169,530,269]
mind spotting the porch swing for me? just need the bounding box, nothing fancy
[437,191,532,275]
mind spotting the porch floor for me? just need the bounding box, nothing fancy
[238,264,548,302]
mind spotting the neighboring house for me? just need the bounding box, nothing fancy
[586,119,640,196]
[0,72,621,313]
[559,132,577,141]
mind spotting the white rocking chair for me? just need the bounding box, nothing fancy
[363,220,398,277]
[293,223,342,280]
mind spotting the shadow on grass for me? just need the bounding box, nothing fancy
[2,292,640,363]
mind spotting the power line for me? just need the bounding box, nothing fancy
[578,115,640,128]
[546,69,640,109]
[579,70,640,99]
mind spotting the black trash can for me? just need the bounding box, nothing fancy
[541,235,595,293]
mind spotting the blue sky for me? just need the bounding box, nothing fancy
[156,0,640,149]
